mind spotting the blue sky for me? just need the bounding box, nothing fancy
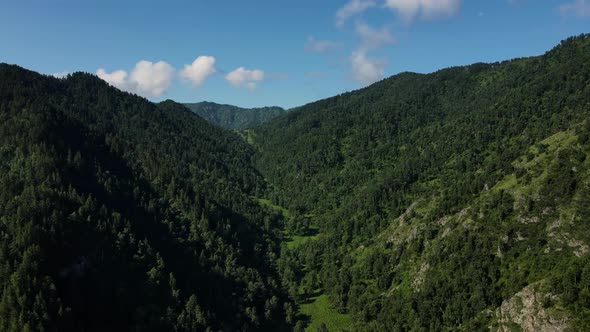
[1,0,589,108]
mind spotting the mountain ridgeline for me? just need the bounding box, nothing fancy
[184,102,286,130]
[252,34,590,331]
[0,34,589,332]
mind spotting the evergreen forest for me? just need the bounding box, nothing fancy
[1,34,590,331]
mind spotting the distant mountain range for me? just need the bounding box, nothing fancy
[184,101,286,129]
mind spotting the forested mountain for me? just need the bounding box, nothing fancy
[253,34,590,331]
[1,34,590,332]
[0,64,291,331]
[184,102,285,130]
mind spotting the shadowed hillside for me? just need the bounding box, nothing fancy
[0,65,290,332]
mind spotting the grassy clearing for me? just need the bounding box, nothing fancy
[253,197,319,249]
[493,174,517,191]
[255,197,291,218]
[237,129,259,148]
[286,228,319,249]
[299,294,352,331]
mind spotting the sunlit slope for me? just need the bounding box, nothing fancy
[254,34,590,331]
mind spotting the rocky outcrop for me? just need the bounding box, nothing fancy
[494,284,569,332]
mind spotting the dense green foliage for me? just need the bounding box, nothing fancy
[2,34,590,332]
[254,34,590,330]
[0,65,291,331]
[184,102,285,130]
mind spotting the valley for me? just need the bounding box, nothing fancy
[0,34,589,331]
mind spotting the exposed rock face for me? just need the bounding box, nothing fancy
[568,238,589,257]
[411,262,430,291]
[494,284,569,332]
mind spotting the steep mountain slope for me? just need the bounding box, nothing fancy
[2,34,590,332]
[0,65,290,331]
[184,101,286,130]
[253,34,590,330]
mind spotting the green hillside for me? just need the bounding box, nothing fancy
[0,65,291,331]
[253,34,590,331]
[184,101,286,130]
[1,34,590,332]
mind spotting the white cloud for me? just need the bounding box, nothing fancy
[51,71,70,78]
[348,22,391,85]
[97,60,175,98]
[179,56,216,86]
[384,0,461,21]
[225,67,265,90]
[355,22,394,50]
[336,0,376,26]
[331,1,460,86]
[350,51,385,85]
[559,0,590,17]
[129,61,175,97]
[97,68,129,89]
[305,36,339,53]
